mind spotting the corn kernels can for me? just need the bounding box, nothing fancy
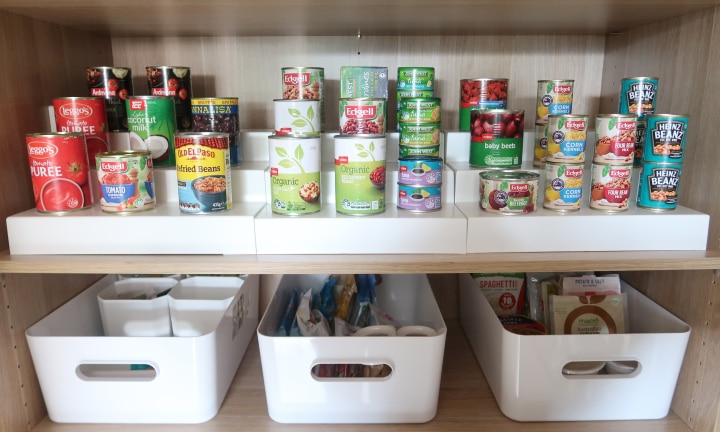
[543,163,584,212]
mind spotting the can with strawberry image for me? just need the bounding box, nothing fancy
[85,66,133,132]
[26,132,93,213]
[146,66,193,131]
[53,97,110,168]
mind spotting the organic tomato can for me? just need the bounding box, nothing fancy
[543,163,584,212]
[636,162,682,211]
[96,151,155,213]
[594,114,638,165]
[146,66,192,131]
[619,77,659,119]
[53,97,110,168]
[469,109,524,168]
[536,79,574,122]
[125,96,177,167]
[274,99,321,135]
[339,98,386,135]
[589,163,632,212]
[282,66,325,131]
[643,114,689,163]
[268,134,321,215]
[191,97,241,165]
[85,66,133,132]
[26,132,92,213]
[175,132,232,214]
[334,135,386,215]
[546,114,589,163]
[479,170,539,214]
[459,78,509,130]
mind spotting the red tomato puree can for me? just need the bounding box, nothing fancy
[26,132,93,213]
[53,97,110,168]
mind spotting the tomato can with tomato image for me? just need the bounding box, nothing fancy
[589,163,632,212]
[85,66,133,132]
[26,132,93,213]
[469,109,524,168]
[146,66,193,131]
[175,132,232,214]
[96,151,155,213]
[459,78,509,131]
[479,170,539,214]
[53,97,110,168]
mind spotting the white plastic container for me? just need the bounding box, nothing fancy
[459,273,691,421]
[26,274,258,424]
[168,276,244,336]
[257,273,447,423]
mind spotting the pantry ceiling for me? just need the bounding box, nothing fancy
[0,0,719,36]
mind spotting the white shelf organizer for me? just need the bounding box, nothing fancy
[444,130,710,253]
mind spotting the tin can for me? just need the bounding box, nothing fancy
[533,122,548,167]
[85,66,133,132]
[146,66,192,131]
[619,77,659,119]
[637,162,682,211]
[340,66,389,98]
[479,170,539,214]
[594,114,637,165]
[191,97,241,165]
[26,132,92,213]
[589,163,632,212]
[397,67,435,90]
[543,163,584,212]
[398,97,441,123]
[397,184,442,212]
[399,144,440,158]
[536,80,574,122]
[469,109,524,168]
[282,67,325,131]
[274,99,321,135]
[268,134,321,215]
[334,135,386,215]
[459,78,509,130]
[643,114,689,163]
[398,156,443,186]
[53,97,110,167]
[546,114,589,163]
[125,96,177,167]
[96,150,155,213]
[397,89,435,130]
[339,98,386,134]
[399,122,441,146]
[175,132,231,213]
[633,120,648,167]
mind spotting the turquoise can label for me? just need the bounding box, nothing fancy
[637,162,682,211]
[643,114,688,163]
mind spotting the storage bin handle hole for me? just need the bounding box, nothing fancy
[310,363,393,381]
[561,360,640,378]
[76,363,157,382]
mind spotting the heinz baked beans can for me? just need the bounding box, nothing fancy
[594,114,637,165]
[334,135,386,215]
[268,134,321,215]
[546,114,589,163]
[643,114,689,163]
[282,67,324,131]
[459,78,509,131]
[636,162,682,211]
[619,77,659,119]
[146,66,192,131]
[175,132,232,214]
[126,96,177,167]
[53,97,110,168]
[590,163,632,212]
[26,132,93,213]
[339,98,386,135]
[536,80,574,122]
[469,109,524,168]
[96,151,155,213]
[543,163,584,212]
[274,99,321,135]
[85,66,133,132]
[191,98,241,165]
[633,120,648,167]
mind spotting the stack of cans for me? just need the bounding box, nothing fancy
[618,77,658,167]
[533,79,575,167]
[397,67,439,156]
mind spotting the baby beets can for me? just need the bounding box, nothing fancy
[26,132,93,213]
[175,132,232,214]
[126,96,177,167]
[96,151,155,213]
[53,97,110,167]
[334,135,386,215]
[268,134,321,215]
[469,109,524,168]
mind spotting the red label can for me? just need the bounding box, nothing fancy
[26,132,93,213]
[53,97,110,167]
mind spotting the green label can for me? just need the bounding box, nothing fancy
[398,97,441,123]
[125,96,177,167]
[334,135,386,215]
[637,162,682,211]
[619,77,659,119]
[469,109,524,168]
[399,122,440,146]
[268,134,321,215]
[399,144,440,158]
[397,67,435,90]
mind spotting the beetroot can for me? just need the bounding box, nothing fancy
[480,170,539,214]
[96,151,155,213]
[26,132,93,213]
[146,66,192,131]
[85,66,133,132]
[469,109,524,168]
[53,97,110,167]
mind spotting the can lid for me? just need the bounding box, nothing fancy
[480,170,540,181]
[334,134,386,139]
[96,150,151,158]
[596,113,638,119]
[26,132,85,139]
[460,78,509,82]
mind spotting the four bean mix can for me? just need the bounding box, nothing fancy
[191,98,242,165]
[96,150,155,213]
[334,135,386,215]
[85,66,133,132]
[175,132,232,214]
[593,114,638,165]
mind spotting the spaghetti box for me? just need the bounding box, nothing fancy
[340,66,389,98]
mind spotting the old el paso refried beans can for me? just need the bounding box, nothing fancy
[175,132,232,214]
[268,134,321,215]
[590,163,632,212]
[480,170,539,214]
[96,151,155,213]
[85,66,133,132]
[282,67,325,131]
[594,114,638,165]
[26,132,93,213]
[334,135,386,215]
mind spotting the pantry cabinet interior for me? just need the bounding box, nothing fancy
[1,2,720,432]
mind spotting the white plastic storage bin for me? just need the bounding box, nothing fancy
[26,274,258,424]
[257,273,447,423]
[168,276,244,336]
[458,273,691,421]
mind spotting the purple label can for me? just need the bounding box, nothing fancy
[398,156,443,186]
[397,184,442,212]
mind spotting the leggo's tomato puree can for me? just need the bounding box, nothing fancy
[459,78,509,131]
[96,151,155,213]
[191,97,241,165]
[282,67,325,131]
[594,114,637,165]
[146,66,192,131]
[469,109,524,168]
[643,114,689,163]
[85,66,133,132]
[590,163,632,212]
[619,77,659,119]
[26,132,92,213]
[175,132,232,214]
[636,162,682,211]
[53,97,110,168]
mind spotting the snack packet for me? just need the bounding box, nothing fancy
[550,294,626,335]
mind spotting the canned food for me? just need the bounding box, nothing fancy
[590,163,632,212]
[633,120,648,167]
[274,99,321,135]
[398,156,443,186]
[175,132,231,214]
[26,132,93,213]
[339,98,386,135]
[146,66,192,131]
[536,80,574,121]
[398,97,441,123]
[459,78,509,131]
[396,90,435,131]
[637,162,682,211]
[533,122,548,167]
[398,122,440,146]
[96,150,155,213]
[334,135,386,215]
[469,110,524,168]
[282,67,324,131]
[543,163,584,212]
[619,77,659,119]
[643,114,689,163]
[191,98,241,165]
[546,114,589,163]
[125,96,177,167]
[397,67,435,90]
[268,134,321,215]
[340,66,389,98]
[594,114,637,165]
[397,184,441,212]
[399,144,440,158]
[53,97,110,166]
[85,66,133,132]
[479,170,539,214]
